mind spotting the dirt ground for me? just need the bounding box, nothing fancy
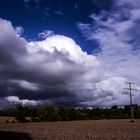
[0,118,140,140]
[0,116,16,123]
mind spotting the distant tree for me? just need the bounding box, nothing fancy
[1,104,140,122]
[37,106,59,121]
[15,104,27,122]
[111,105,118,110]
[37,106,48,121]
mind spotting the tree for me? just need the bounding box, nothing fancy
[15,104,27,122]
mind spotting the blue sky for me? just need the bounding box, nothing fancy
[0,0,96,26]
[0,0,112,53]
[0,0,140,108]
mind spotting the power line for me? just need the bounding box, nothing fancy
[124,82,137,122]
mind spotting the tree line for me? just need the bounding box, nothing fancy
[0,104,140,122]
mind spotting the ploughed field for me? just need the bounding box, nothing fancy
[0,118,140,140]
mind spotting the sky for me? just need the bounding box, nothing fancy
[0,0,140,108]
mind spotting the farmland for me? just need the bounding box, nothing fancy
[0,118,140,140]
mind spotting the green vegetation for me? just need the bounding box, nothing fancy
[0,105,140,122]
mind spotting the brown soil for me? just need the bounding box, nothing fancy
[0,119,140,140]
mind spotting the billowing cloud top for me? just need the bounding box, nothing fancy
[0,5,140,108]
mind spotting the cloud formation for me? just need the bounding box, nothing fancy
[0,18,107,107]
[78,0,140,105]
[5,96,41,106]
[1,0,140,109]
[38,30,55,39]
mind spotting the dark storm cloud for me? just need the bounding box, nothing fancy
[2,4,139,108]
[0,18,107,107]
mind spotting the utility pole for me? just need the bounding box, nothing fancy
[124,82,137,122]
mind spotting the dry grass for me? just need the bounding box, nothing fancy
[0,119,140,140]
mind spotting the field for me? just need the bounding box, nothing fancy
[0,117,140,140]
[0,116,16,123]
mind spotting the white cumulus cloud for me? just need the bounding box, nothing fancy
[0,14,139,107]
[5,96,41,106]
[78,0,140,106]
[38,30,55,39]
